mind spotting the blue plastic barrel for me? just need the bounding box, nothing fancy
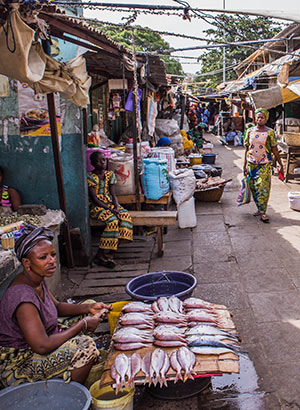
[0,380,91,410]
[126,270,197,301]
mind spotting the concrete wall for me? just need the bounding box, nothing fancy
[0,79,91,256]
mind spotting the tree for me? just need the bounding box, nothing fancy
[195,15,283,90]
[91,24,184,76]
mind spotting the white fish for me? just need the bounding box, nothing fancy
[183,297,215,310]
[187,334,237,343]
[154,340,186,348]
[120,312,154,326]
[114,353,129,391]
[114,342,149,351]
[155,311,186,324]
[155,325,185,335]
[111,363,121,393]
[190,346,238,355]
[113,330,153,344]
[170,351,183,383]
[151,301,160,313]
[169,295,183,314]
[122,302,153,314]
[186,310,217,323]
[157,297,170,311]
[185,324,232,337]
[141,351,152,383]
[151,348,166,386]
[160,352,170,387]
[154,328,186,343]
[129,352,142,387]
[177,347,192,382]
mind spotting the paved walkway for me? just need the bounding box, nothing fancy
[65,135,300,409]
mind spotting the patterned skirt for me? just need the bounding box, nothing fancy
[0,302,99,389]
[90,197,133,251]
[247,162,272,213]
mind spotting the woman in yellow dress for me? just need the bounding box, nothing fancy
[243,108,283,223]
[88,152,133,268]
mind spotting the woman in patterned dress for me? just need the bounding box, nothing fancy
[88,151,133,268]
[243,108,284,223]
[0,225,111,388]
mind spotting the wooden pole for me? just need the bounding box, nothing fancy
[82,107,88,145]
[47,93,74,268]
[131,31,141,211]
[180,94,186,129]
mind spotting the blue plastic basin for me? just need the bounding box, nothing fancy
[0,380,91,410]
[126,270,197,301]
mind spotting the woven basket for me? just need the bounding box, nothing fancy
[194,185,225,202]
[283,132,300,146]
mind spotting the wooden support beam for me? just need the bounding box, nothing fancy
[47,93,74,268]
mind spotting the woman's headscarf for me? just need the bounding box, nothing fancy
[255,108,269,121]
[156,137,171,147]
[15,224,54,261]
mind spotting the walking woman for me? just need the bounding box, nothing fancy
[88,151,133,268]
[243,108,284,223]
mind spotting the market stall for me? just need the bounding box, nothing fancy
[97,296,240,398]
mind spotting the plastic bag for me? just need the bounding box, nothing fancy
[237,176,251,206]
[169,169,196,206]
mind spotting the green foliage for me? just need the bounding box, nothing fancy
[195,14,283,90]
[91,23,184,76]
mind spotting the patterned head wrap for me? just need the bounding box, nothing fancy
[15,224,54,261]
[255,108,269,121]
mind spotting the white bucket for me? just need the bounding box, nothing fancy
[288,192,300,211]
[177,197,197,229]
[108,156,135,195]
[89,384,134,410]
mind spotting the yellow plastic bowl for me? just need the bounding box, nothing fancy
[189,156,202,166]
[107,301,130,334]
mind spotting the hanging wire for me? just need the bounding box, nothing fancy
[3,2,16,53]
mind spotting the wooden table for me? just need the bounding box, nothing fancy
[90,210,177,257]
[278,142,300,182]
[100,304,240,389]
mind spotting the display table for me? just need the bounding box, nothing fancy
[278,142,300,182]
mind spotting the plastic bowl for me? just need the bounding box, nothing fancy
[0,380,91,410]
[125,270,197,302]
[202,153,217,165]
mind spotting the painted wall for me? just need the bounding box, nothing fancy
[0,79,91,256]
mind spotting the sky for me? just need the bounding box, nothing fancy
[84,0,300,74]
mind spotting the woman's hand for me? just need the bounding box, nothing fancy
[112,208,122,221]
[243,164,248,177]
[89,302,112,316]
[84,316,102,333]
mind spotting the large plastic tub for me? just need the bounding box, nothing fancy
[126,270,197,302]
[288,191,300,211]
[0,380,91,410]
[202,153,217,165]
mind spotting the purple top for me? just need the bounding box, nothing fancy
[0,282,58,349]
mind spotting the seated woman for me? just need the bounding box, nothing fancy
[0,166,21,212]
[187,124,210,151]
[88,152,133,269]
[0,225,111,388]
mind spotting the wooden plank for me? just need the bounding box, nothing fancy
[85,270,148,280]
[144,193,171,205]
[117,194,145,204]
[71,286,126,298]
[80,278,133,287]
[88,263,149,273]
[90,211,177,227]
